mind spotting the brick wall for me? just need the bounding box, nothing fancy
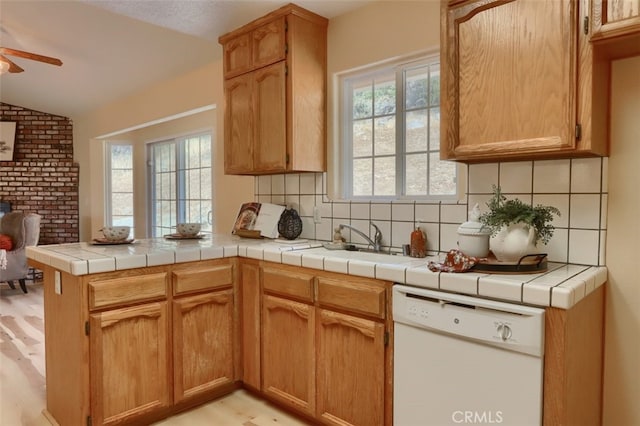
[0,103,79,244]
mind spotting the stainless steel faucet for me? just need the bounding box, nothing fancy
[339,222,383,252]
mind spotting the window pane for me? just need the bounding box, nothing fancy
[406,67,428,110]
[429,64,440,106]
[429,153,457,195]
[353,158,372,196]
[374,156,395,196]
[111,193,133,215]
[111,169,132,192]
[353,83,373,119]
[374,116,395,156]
[374,76,395,116]
[429,107,440,151]
[405,153,428,196]
[111,145,132,168]
[200,169,212,197]
[353,119,372,157]
[406,110,428,153]
[200,136,212,167]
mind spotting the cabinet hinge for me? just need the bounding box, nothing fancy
[583,16,589,35]
[384,331,389,346]
[285,20,288,32]
[285,64,289,76]
[284,43,288,55]
[85,321,90,336]
[576,124,582,141]
[285,153,290,165]
[86,415,92,426]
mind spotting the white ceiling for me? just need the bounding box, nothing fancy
[0,0,374,118]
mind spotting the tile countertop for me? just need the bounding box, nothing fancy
[26,235,607,310]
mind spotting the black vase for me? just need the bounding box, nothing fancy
[278,208,303,240]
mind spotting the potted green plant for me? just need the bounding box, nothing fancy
[479,185,560,261]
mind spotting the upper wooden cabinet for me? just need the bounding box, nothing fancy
[591,0,640,42]
[219,4,328,175]
[441,0,608,162]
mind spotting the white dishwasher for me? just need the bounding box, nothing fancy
[393,284,545,426]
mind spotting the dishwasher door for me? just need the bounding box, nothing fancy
[393,285,545,426]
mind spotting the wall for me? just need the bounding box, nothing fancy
[250,1,605,266]
[73,61,254,240]
[602,55,640,426]
[0,103,79,244]
[254,156,607,265]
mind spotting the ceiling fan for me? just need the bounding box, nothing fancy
[0,47,63,74]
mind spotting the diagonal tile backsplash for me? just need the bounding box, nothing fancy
[255,157,608,266]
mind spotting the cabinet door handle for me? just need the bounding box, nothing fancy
[583,16,589,35]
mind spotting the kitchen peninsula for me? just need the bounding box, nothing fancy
[27,236,607,425]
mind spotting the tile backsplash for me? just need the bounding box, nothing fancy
[254,157,608,266]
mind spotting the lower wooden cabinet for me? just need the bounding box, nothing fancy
[262,294,316,416]
[259,263,392,425]
[173,289,235,403]
[89,302,171,426]
[316,309,386,426]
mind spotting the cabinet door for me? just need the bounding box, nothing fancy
[262,294,315,415]
[173,289,234,403]
[222,32,252,79]
[254,61,287,172]
[316,309,385,426]
[592,0,640,41]
[252,17,286,69]
[90,302,171,426]
[224,73,254,174]
[441,0,577,161]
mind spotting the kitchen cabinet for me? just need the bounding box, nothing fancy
[172,262,236,404]
[316,277,387,426]
[219,4,328,175]
[441,0,608,161]
[259,263,393,425]
[88,273,171,426]
[261,266,316,416]
[38,259,239,426]
[591,0,640,42]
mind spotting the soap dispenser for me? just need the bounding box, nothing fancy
[410,223,427,258]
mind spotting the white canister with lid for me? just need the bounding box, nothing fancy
[457,204,491,258]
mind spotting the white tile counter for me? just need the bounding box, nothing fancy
[26,235,607,309]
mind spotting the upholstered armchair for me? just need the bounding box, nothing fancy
[0,212,41,293]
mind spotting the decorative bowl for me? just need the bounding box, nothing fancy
[176,222,201,237]
[101,226,131,242]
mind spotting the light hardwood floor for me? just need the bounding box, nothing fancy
[0,282,310,426]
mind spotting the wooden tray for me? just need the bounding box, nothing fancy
[471,253,548,274]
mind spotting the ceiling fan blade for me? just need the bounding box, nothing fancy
[0,47,62,66]
[0,54,24,73]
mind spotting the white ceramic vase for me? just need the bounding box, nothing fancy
[489,223,539,262]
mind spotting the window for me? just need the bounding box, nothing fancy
[105,142,134,235]
[342,54,457,200]
[148,132,213,237]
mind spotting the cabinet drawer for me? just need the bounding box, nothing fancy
[89,273,168,311]
[173,264,234,295]
[263,267,314,302]
[316,278,386,319]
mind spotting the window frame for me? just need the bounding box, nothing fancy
[340,52,459,202]
[104,141,134,234]
[147,131,213,237]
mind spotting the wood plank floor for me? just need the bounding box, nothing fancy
[0,282,310,426]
